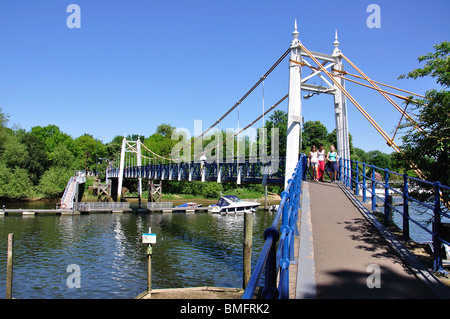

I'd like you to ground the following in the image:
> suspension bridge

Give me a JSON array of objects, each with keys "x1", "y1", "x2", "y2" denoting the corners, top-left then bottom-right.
[
  {"x1": 98, "y1": 20, "x2": 427, "y2": 203},
  {"x1": 56, "y1": 20, "x2": 450, "y2": 299}
]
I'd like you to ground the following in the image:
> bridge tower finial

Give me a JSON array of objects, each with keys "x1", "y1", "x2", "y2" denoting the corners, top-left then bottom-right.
[
  {"x1": 334, "y1": 29, "x2": 339, "y2": 48},
  {"x1": 332, "y1": 29, "x2": 341, "y2": 56},
  {"x1": 293, "y1": 19, "x2": 299, "y2": 39}
]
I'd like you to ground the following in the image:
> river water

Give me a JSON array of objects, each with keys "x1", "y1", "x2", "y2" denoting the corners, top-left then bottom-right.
[
  {"x1": 2, "y1": 196, "x2": 447, "y2": 299},
  {"x1": 0, "y1": 201, "x2": 274, "y2": 299}
]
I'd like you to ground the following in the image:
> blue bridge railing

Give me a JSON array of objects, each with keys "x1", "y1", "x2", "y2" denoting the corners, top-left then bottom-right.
[
  {"x1": 341, "y1": 158, "x2": 450, "y2": 273},
  {"x1": 242, "y1": 154, "x2": 307, "y2": 299},
  {"x1": 106, "y1": 156, "x2": 286, "y2": 185}
]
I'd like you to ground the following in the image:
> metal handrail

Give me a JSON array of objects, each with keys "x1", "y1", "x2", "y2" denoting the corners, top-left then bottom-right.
[
  {"x1": 341, "y1": 158, "x2": 450, "y2": 273},
  {"x1": 242, "y1": 154, "x2": 306, "y2": 299}
]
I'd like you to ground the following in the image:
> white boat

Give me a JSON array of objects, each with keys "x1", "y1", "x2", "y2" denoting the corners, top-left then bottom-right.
[{"x1": 209, "y1": 195, "x2": 260, "y2": 214}]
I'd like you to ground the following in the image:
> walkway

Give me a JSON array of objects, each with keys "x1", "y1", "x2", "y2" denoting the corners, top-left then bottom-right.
[{"x1": 295, "y1": 181, "x2": 450, "y2": 299}]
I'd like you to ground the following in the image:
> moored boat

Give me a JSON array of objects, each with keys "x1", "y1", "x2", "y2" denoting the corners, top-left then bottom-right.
[
  {"x1": 174, "y1": 202, "x2": 202, "y2": 212},
  {"x1": 209, "y1": 195, "x2": 260, "y2": 214}
]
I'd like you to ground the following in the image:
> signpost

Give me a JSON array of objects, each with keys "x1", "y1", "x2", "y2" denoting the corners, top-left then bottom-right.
[{"x1": 142, "y1": 228, "x2": 156, "y2": 293}]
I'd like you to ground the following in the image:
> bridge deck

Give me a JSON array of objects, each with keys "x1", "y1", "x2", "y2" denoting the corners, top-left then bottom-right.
[{"x1": 295, "y1": 181, "x2": 448, "y2": 299}]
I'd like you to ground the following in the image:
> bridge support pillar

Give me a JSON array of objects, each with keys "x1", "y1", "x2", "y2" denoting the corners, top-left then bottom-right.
[
  {"x1": 237, "y1": 165, "x2": 242, "y2": 185},
  {"x1": 117, "y1": 137, "x2": 126, "y2": 201},
  {"x1": 149, "y1": 180, "x2": 162, "y2": 203},
  {"x1": 217, "y1": 165, "x2": 222, "y2": 183},
  {"x1": 285, "y1": 20, "x2": 302, "y2": 188},
  {"x1": 110, "y1": 178, "x2": 119, "y2": 202},
  {"x1": 332, "y1": 31, "x2": 351, "y2": 163}
]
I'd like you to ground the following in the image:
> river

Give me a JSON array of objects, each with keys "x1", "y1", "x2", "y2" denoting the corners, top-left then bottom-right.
[{"x1": 0, "y1": 200, "x2": 274, "y2": 299}]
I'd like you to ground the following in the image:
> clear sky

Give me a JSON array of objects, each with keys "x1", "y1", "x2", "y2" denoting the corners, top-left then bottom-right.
[{"x1": 0, "y1": 0, "x2": 448, "y2": 154}]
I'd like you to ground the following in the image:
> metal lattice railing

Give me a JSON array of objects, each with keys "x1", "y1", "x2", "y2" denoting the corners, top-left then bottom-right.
[
  {"x1": 341, "y1": 158, "x2": 450, "y2": 273},
  {"x1": 242, "y1": 154, "x2": 306, "y2": 299}
]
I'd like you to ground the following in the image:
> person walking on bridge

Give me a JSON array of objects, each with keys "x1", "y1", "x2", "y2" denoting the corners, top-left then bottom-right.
[
  {"x1": 309, "y1": 145, "x2": 319, "y2": 182},
  {"x1": 327, "y1": 145, "x2": 339, "y2": 182},
  {"x1": 317, "y1": 144, "x2": 325, "y2": 181}
]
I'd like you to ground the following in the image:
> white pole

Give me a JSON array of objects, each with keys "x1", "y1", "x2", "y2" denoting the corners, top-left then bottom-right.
[
  {"x1": 285, "y1": 19, "x2": 302, "y2": 188},
  {"x1": 332, "y1": 30, "x2": 350, "y2": 161},
  {"x1": 137, "y1": 138, "x2": 143, "y2": 200},
  {"x1": 117, "y1": 137, "x2": 126, "y2": 200}
]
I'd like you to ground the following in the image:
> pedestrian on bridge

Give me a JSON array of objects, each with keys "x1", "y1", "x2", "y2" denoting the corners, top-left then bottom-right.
[
  {"x1": 309, "y1": 145, "x2": 319, "y2": 182},
  {"x1": 327, "y1": 145, "x2": 339, "y2": 182},
  {"x1": 317, "y1": 144, "x2": 325, "y2": 181}
]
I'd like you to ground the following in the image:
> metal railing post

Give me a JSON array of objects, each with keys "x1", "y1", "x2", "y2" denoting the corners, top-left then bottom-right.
[
  {"x1": 362, "y1": 162, "x2": 367, "y2": 202},
  {"x1": 345, "y1": 159, "x2": 350, "y2": 187},
  {"x1": 350, "y1": 160, "x2": 354, "y2": 191},
  {"x1": 261, "y1": 227, "x2": 280, "y2": 299},
  {"x1": 432, "y1": 181, "x2": 444, "y2": 273},
  {"x1": 402, "y1": 174, "x2": 410, "y2": 241},
  {"x1": 384, "y1": 168, "x2": 391, "y2": 226},
  {"x1": 355, "y1": 161, "x2": 359, "y2": 196},
  {"x1": 371, "y1": 165, "x2": 376, "y2": 212}
]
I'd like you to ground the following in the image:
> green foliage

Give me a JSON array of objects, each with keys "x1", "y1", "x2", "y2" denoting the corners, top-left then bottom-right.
[
  {"x1": 37, "y1": 166, "x2": 73, "y2": 198},
  {"x1": 202, "y1": 183, "x2": 223, "y2": 198},
  {"x1": 0, "y1": 163, "x2": 35, "y2": 199},
  {"x1": 397, "y1": 41, "x2": 450, "y2": 187},
  {"x1": 365, "y1": 150, "x2": 391, "y2": 170},
  {"x1": 263, "y1": 110, "x2": 287, "y2": 156},
  {"x1": 0, "y1": 107, "x2": 9, "y2": 128},
  {"x1": 303, "y1": 120, "x2": 328, "y2": 148},
  {"x1": 156, "y1": 123, "x2": 176, "y2": 139}
]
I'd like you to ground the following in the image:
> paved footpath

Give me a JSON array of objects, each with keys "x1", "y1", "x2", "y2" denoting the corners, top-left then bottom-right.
[{"x1": 295, "y1": 181, "x2": 449, "y2": 299}]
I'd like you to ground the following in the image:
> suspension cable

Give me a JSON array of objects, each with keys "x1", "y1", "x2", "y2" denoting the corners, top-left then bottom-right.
[
  {"x1": 162, "y1": 48, "x2": 291, "y2": 158},
  {"x1": 299, "y1": 43, "x2": 400, "y2": 152},
  {"x1": 201, "y1": 94, "x2": 289, "y2": 156},
  {"x1": 340, "y1": 53, "x2": 424, "y2": 132},
  {"x1": 331, "y1": 68, "x2": 426, "y2": 99}
]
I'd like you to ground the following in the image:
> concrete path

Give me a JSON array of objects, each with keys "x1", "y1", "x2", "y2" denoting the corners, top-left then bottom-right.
[{"x1": 295, "y1": 181, "x2": 444, "y2": 299}]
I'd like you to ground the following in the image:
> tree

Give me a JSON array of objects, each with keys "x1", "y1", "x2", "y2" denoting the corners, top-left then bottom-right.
[
  {"x1": 156, "y1": 123, "x2": 176, "y2": 139},
  {"x1": 263, "y1": 110, "x2": 287, "y2": 156},
  {"x1": 366, "y1": 150, "x2": 391, "y2": 170},
  {"x1": 38, "y1": 166, "x2": 73, "y2": 198},
  {"x1": 0, "y1": 163, "x2": 34, "y2": 199},
  {"x1": 1, "y1": 134, "x2": 29, "y2": 169},
  {"x1": 0, "y1": 107, "x2": 9, "y2": 128},
  {"x1": 74, "y1": 134, "x2": 106, "y2": 172},
  {"x1": 21, "y1": 133, "x2": 50, "y2": 185},
  {"x1": 397, "y1": 41, "x2": 450, "y2": 187},
  {"x1": 303, "y1": 120, "x2": 328, "y2": 148},
  {"x1": 30, "y1": 125, "x2": 76, "y2": 156}
]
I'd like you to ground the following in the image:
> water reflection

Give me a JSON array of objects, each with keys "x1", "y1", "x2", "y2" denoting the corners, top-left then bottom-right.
[{"x1": 0, "y1": 210, "x2": 272, "y2": 299}]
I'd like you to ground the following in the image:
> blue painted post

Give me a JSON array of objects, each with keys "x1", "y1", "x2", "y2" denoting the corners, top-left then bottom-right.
[
  {"x1": 371, "y1": 165, "x2": 376, "y2": 212},
  {"x1": 402, "y1": 174, "x2": 410, "y2": 241},
  {"x1": 384, "y1": 169, "x2": 391, "y2": 226},
  {"x1": 432, "y1": 182, "x2": 444, "y2": 273},
  {"x1": 288, "y1": 185, "x2": 296, "y2": 261},
  {"x1": 362, "y1": 163, "x2": 367, "y2": 202},
  {"x1": 350, "y1": 160, "x2": 354, "y2": 191},
  {"x1": 282, "y1": 189, "x2": 290, "y2": 296},
  {"x1": 345, "y1": 159, "x2": 349, "y2": 187},
  {"x1": 355, "y1": 161, "x2": 359, "y2": 196},
  {"x1": 339, "y1": 157, "x2": 343, "y2": 181},
  {"x1": 261, "y1": 227, "x2": 280, "y2": 299}
]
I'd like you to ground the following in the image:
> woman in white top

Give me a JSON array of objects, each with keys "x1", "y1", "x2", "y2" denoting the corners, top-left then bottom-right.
[
  {"x1": 317, "y1": 144, "x2": 325, "y2": 181},
  {"x1": 309, "y1": 145, "x2": 319, "y2": 182}
]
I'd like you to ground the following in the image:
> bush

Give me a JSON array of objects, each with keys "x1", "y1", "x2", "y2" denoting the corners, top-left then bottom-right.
[
  {"x1": 202, "y1": 183, "x2": 223, "y2": 198},
  {"x1": 38, "y1": 166, "x2": 73, "y2": 198}
]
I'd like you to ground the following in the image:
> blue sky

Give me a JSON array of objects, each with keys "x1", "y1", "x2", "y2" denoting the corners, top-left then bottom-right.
[{"x1": 0, "y1": 0, "x2": 448, "y2": 154}]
